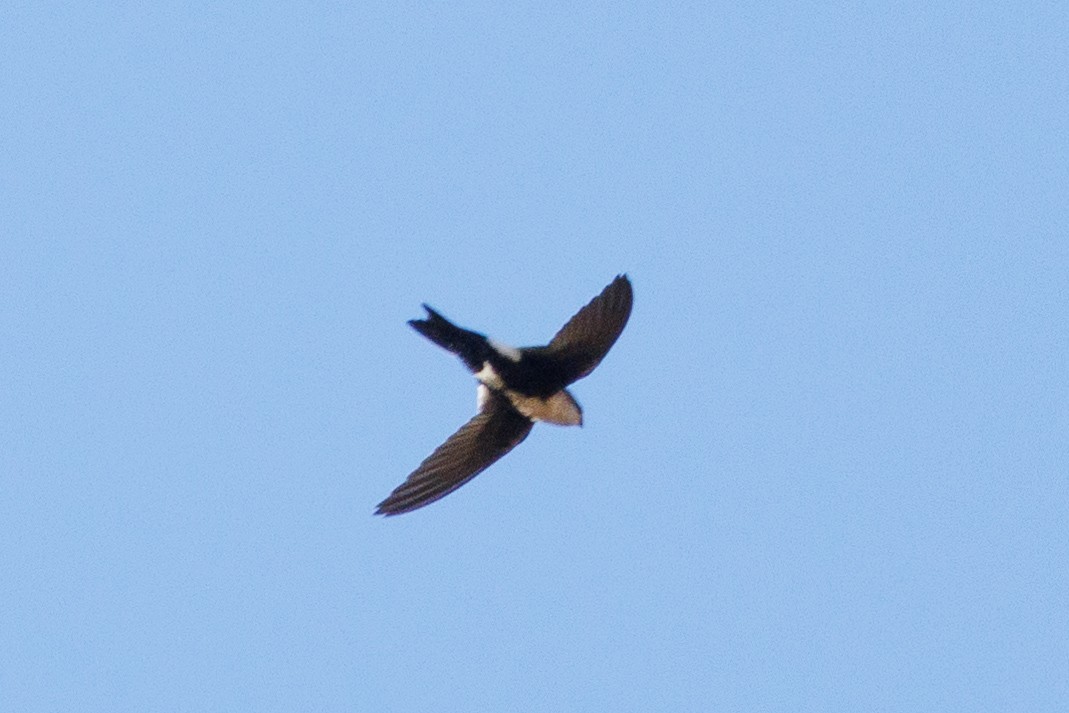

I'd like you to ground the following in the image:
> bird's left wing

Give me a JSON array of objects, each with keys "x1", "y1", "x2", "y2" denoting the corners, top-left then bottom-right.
[{"x1": 376, "y1": 391, "x2": 534, "y2": 516}]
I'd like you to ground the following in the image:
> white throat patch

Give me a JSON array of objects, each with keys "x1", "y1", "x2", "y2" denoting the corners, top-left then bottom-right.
[{"x1": 506, "y1": 390, "x2": 582, "y2": 426}]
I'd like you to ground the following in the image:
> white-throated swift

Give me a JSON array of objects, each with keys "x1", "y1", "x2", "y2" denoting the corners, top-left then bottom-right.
[{"x1": 376, "y1": 274, "x2": 633, "y2": 516}]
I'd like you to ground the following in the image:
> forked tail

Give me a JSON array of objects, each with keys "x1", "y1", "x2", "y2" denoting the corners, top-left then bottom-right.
[{"x1": 408, "y1": 306, "x2": 490, "y2": 372}]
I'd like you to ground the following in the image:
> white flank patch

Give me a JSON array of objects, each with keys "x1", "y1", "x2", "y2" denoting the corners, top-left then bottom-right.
[
  {"x1": 488, "y1": 338, "x2": 522, "y2": 362},
  {"x1": 474, "y1": 362, "x2": 504, "y2": 389},
  {"x1": 476, "y1": 384, "x2": 491, "y2": 412}
]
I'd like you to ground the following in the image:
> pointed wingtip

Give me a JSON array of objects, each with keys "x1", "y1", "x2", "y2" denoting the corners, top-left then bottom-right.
[
  {"x1": 375, "y1": 498, "x2": 407, "y2": 516},
  {"x1": 605, "y1": 274, "x2": 633, "y2": 302}
]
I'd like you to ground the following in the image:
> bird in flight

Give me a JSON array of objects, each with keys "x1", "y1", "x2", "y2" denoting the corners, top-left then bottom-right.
[{"x1": 376, "y1": 274, "x2": 633, "y2": 516}]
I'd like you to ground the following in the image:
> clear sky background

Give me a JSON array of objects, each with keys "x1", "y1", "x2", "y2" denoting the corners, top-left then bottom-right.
[{"x1": 3, "y1": 3, "x2": 1066, "y2": 711}]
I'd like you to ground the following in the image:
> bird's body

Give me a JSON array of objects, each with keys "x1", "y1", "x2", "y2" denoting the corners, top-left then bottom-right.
[{"x1": 376, "y1": 274, "x2": 633, "y2": 516}]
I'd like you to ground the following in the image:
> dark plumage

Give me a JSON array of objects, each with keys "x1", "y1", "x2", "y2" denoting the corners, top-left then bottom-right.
[{"x1": 376, "y1": 274, "x2": 633, "y2": 516}]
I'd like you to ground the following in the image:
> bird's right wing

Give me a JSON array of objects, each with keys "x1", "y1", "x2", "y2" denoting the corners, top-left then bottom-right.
[
  {"x1": 545, "y1": 274, "x2": 633, "y2": 385},
  {"x1": 376, "y1": 391, "x2": 534, "y2": 516}
]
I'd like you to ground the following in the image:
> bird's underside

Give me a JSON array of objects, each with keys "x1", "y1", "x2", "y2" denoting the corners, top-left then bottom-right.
[{"x1": 376, "y1": 274, "x2": 633, "y2": 516}]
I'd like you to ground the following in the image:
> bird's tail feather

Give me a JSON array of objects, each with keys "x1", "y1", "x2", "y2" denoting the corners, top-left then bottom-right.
[{"x1": 408, "y1": 306, "x2": 489, "y2": 371}]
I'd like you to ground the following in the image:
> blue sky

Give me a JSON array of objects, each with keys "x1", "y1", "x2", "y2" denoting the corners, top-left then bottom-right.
[{"x1": 3, "y1": 2, "x2": 1066, "y2": 711}]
